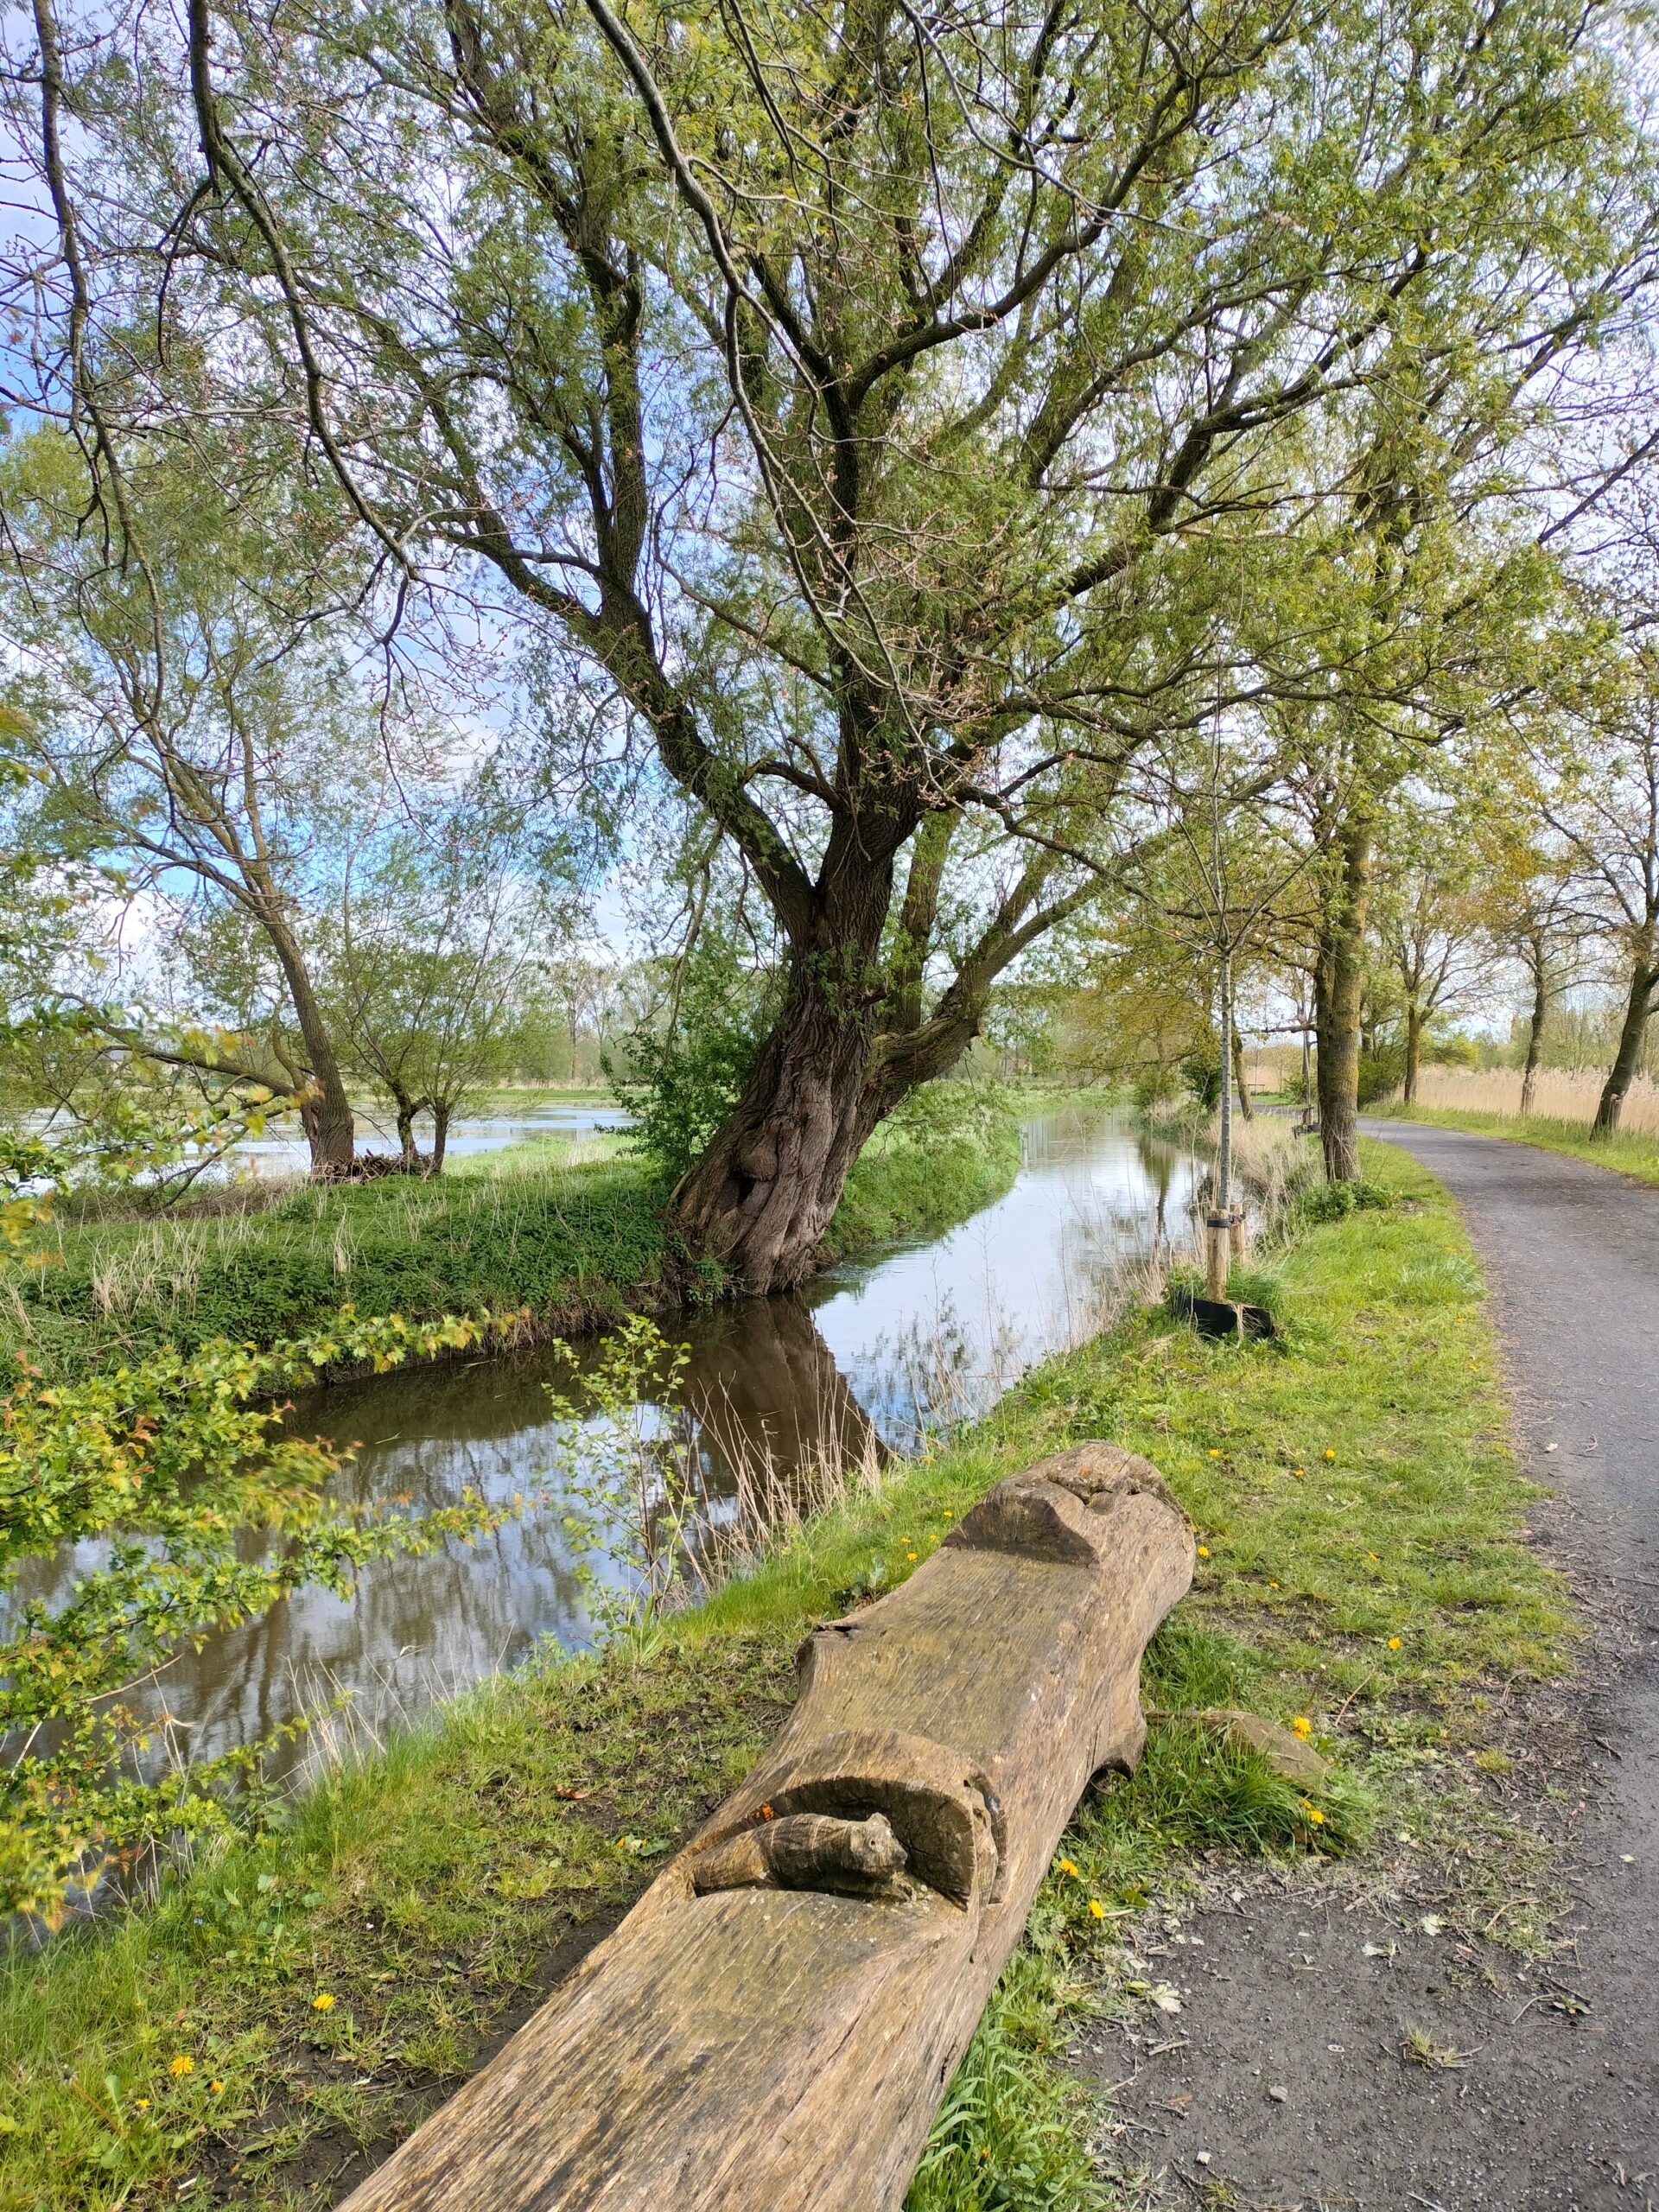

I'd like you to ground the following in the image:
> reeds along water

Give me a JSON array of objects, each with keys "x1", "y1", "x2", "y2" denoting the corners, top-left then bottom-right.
[{"x1": 1402, "y1": 1064, "x2": 1659, "y2": 1137}]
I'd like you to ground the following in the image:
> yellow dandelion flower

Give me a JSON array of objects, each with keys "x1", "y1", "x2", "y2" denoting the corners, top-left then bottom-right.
[
  {"x1": 1306, "y1": 1805, "x2": 1325, "y2": 1825},
  {"x1": 209, "y1": 2080, "x2": 225, "y2": 2096},
  {"x1": 1207, "y1": 1449, "x2": 1221, "y2": 1458},
  {"x1": 1056, "y1": 1858, "x2": 1079, "y2": 1877},
  {"x1": 1323, "y1": 1448, "x2": 1336, "y2": 1461},
  {"x1": 1089, "y1": 1898, "x2": 1107, "y2": 1920},
  {"x1": 1197, "y1": 1545, "x2": 1210, "y2": 1558},
  {"x1": 1388, "y1": 1637, "x2": 1402, "y2": 1650},
  {"x1": 168, "y1": 2055, "x2": 194, "y2": 2078},
  {"x1": 1291, "y1": 1716, "x2": 1313, "y2": 1739},
  {"x1": 134, "y1": 2099, "x2": 150, "y2": 2113},
  {"x1": 311, "y1": 1993, "x2": 336, "y2": 2012},
  {"x1": 1293, "y1": 1468, "x2": 1305, "y2": 1478}
]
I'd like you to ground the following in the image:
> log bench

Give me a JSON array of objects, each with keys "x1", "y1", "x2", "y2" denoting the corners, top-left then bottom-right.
[{"x1": 339, "y1": 1440, "x2": 1193, "y2": 2212}]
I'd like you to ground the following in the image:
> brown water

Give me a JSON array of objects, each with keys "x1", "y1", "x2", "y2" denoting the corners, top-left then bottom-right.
[{"x1": 16, "y1": 1109, "x2": 1207, "y2": 1787}]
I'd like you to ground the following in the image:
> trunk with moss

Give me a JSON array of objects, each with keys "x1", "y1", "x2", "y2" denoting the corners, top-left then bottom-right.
[
  {"x1": 1403, "y1": 1001, "x2": 1424, "y2": 1104},
  {"x1": 1314, "y1": 817, "x2": 1374, "y2": 1183},
  {"x1": 1593, "y1": 948, "x2": 1657, "y2": 1135}
]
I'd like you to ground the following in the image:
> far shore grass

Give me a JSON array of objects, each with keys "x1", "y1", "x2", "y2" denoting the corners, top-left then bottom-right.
[
  {"x1": 0, "y1": 1140, "x2": 1571, "y2": 2212},
  {"x1": 1366, "y1": 1097, "x2": 1659, "y2": 1189},
  {"x1": 1, "y1": 1090, "x2": 1024, "y2": 1383}
]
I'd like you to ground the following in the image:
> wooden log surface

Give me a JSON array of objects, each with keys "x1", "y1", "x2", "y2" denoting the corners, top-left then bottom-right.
[{"x1": 339, "y1": 1441, "x2": 1194, "y2": 2212}]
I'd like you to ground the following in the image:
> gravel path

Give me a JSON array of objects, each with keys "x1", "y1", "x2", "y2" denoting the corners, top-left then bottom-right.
[{"x1": 1082, "y1": 1122, "x2": 1659, "y2": 2211}]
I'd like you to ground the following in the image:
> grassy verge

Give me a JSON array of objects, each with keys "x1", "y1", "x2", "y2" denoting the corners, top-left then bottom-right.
[
  {"x1": 2, "y1": 1091, "x2": 1025, "y2": 1382},
  {"x1": 818, "y1": 1089, "x2": 1024, "y2": 1259},
  {"x1": 1367, "y1": 1099, "x2": 1659, "y2": 1189},
  {"x1": 0, "y1": 1139, "x2": 1567, "y2": 2212}
]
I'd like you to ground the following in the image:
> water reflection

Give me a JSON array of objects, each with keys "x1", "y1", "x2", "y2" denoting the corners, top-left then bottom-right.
[{"x1": 16, "y1": 1109, "x2": 1207, "y2": 1788}]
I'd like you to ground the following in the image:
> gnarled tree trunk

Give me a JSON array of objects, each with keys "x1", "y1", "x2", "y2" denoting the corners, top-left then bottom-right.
[{"x1": 669, "y1": 854, "x2": 896, "y2": 1295}]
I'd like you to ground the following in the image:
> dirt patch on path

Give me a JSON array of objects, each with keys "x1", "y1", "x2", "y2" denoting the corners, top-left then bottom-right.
[{"x1": 1076, "y1": 1124, "x2": 1659, "y2": 2210}]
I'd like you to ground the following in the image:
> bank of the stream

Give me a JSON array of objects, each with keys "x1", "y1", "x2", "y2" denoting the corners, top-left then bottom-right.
[
  {"x1": 0, "y1": 1139, "x2": 1569, "y2": 2212},
  {"x1": 2, "y1": 1090, "x2": 1024, "y2": 1384},
  {"x1": 1367, "y1": 1096, "x2": 1659, "y2": 1189}
]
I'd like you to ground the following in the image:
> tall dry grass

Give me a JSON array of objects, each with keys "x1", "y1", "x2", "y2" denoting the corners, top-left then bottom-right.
[{"x1": 1402, "y1": 1064, "x2": 1659, "y2": 1138}]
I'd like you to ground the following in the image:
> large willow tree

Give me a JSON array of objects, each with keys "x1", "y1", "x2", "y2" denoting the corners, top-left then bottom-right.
[{"x1": 8, "y1": 0, "x2": 1653, "y2": 1283}]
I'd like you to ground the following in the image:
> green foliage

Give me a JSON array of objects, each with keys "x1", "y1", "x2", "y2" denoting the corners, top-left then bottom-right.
[
  {"x1": 546, "y1": 1314, "x2": 703, "y2": 1635},
  {"x1": 0, "y1": 1306, "x2": 525, "y2": 1922},
  {"x1": 607, "y1": 945, "x2": 781, "y2": 1181},
  {"x1": 1179, "y1": 1046, "x2": 1224, "y2": 1111},
  {"x1": 822, "y1": 1085, "x2": 1022, "y2": 1259},
  {"x1": 1292, "y1": 1175, "x2": 1395, "y2": 1224},
  {"x1": 2, "y1": 1158, "x2": 671, "y2": 1382},
  {"x1": 1358, "y1": 1040, "x2": 1407, "y2": 1104}
]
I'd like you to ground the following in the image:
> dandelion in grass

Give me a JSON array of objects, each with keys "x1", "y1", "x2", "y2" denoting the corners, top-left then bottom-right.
[
  {"x1": 134, "y1": 2099, "x2": 149, "y2": 2113},
  {"x1": 312, "y1": 1993, "x2": 336, "y2": 2012},
  {"x1": 209, "y1": 2080, "x2": 225, "y2": 2096},
  {"x1": 1300, "y1": 1802, "x2": 1326, "y2": 1826},
  {"x1": 1197, "y1": 1545, "x2": 1210, "y2": 1558},
  {"x1": 1055, "y1": 1857, "x2": 1078, "y2": 1878},
  {"x1": 1292, "y1": 1717, "x2": 1313, "y2": 1740},
  {"x1": 1089, "y1": 1898, "x2": 1107, "y2": 1920},
  {"x1": 168, "y1": 2056, "x2": 194, "y2": 2078},
  {"x1": 1388, "y1": 1637, "x2": 1402, "y2": 1650},
  {"x1": 1323, "y1": 1448, "x2": 1336, "y2": 1461}
]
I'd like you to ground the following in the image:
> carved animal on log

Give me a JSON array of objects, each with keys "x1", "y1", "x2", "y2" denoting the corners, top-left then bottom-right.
[{"x1": 338, "y1": 1441, "x2": 1194, "y2": 2212}]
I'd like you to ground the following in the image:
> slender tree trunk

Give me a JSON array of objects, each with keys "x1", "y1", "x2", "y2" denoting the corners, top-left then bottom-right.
[
  {"x1": 265, "y1": 916, "x2": 355, "y2": 1176},
  {"x1": 1230, "y1": 1028, "x2": 1255, "y2": 1122},
  {"x1": 1593, "y1": 950, "x2": 1656, "y2": 1135},
  {"x1": 431, "y1": 1103, "x2": 451, "y2": 1173},
  {"x1": 1314, "y1": 817, "x2": 1373, "y2": 1182},
  {"x1": 1521, "y1": 936, "x2": 1547, "y2": 1116},
  {"x1": 1403, "y1": 1002, "x2": 1423, "y2": 1104},
  {"x1": 670, "y1": 861, "x2": 895, "y2": 1294}
]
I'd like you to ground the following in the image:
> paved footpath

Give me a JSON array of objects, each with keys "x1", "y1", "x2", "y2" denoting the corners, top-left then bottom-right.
[{"x1": 1086, "y1": 1122, "x2": 1659, "y2": 2211}]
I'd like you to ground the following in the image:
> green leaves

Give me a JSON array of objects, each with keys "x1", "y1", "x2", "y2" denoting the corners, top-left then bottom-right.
[{"x1": 0, "y1": 1303, "x2": 525, "y2": 1922}]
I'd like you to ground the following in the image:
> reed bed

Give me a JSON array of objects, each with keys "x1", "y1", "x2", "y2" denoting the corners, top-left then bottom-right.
[{"x1": 1402, "y1": 1063, "x2": 1659, "y2": 1137}]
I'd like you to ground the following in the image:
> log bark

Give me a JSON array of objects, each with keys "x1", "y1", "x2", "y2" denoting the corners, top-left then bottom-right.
[{"x1": 337, "y1": 1442, "x2": 1193, "y2": 2212}]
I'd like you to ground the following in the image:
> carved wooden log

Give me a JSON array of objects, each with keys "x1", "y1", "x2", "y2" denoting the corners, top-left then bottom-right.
[{"x1": 340, "y1": 1441, "x2": 1193, "y2": 2212}]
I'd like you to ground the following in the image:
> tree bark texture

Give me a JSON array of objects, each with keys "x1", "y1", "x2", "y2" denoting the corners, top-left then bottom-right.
[
  {"x1": 1521, "y1": 935, "x2": 1547, "y2": 1116},
  {"x1": 1593, "y1": 948, "x2": 1656, "y2": 1135},
  {"x1": 1314, "y1": 817, "x2": 1373, "y2": 1182},
  {"x1": 266, "y1": 916, "x2": 356, "y2": 1175},
  {"x1": 335, "y1": 1442, "x2": 1193, "y2": 2212},
  {"x1": 669, "y1": 856, "x2": 896, "y2": 1294},
  {"x1": 1403, "y1": 1002, "x2": 1423, "y2": 1105},
  {"x1": 1230, "y1": 1029, "x2": 1255, "y2": 1122}
]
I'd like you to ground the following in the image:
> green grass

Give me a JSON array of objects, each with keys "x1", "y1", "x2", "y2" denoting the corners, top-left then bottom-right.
[
  {"x1": 1368, "y1": 1100, "x2": 1659, "y2": 1190},
  {"x1": 1, "y1": 1094, "x2": 1023, "y2": 1382},
  {"x1": 819, "y1": 1094, "x2": 1023, "y2": 1259},
  {"x1": 0, "y1": 1138, "x2": 1567, "y2": 2211}
]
